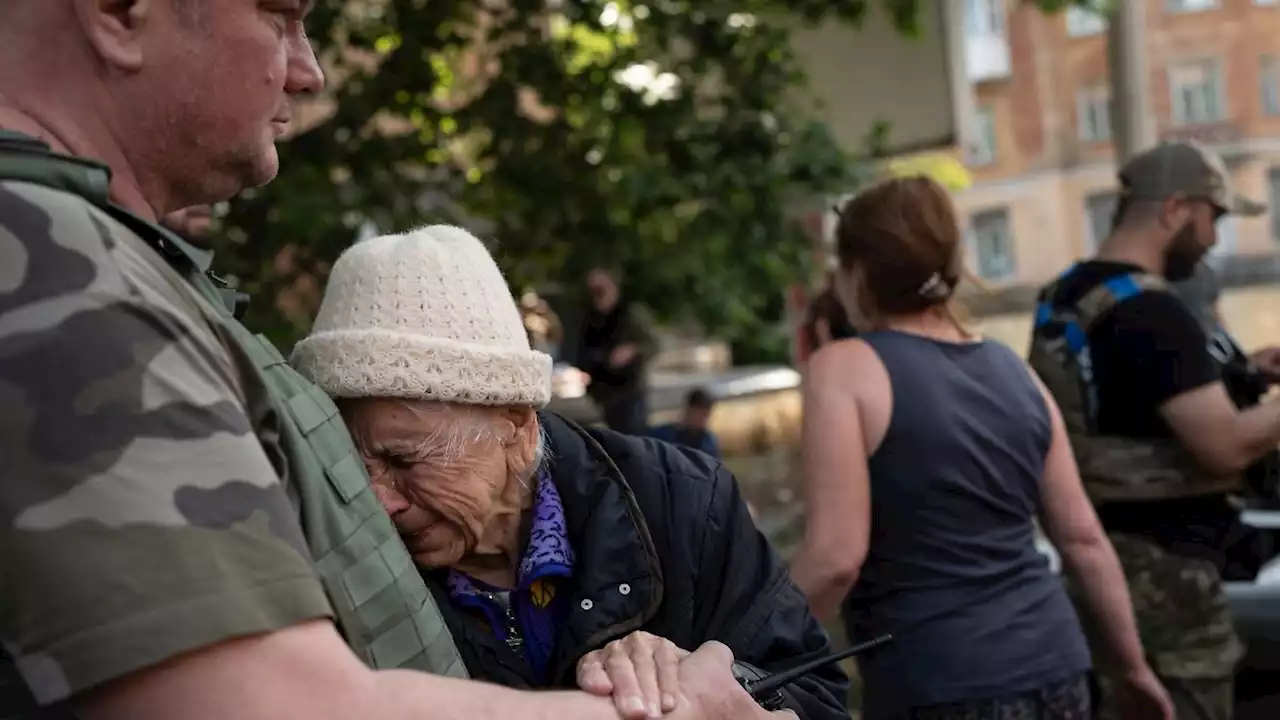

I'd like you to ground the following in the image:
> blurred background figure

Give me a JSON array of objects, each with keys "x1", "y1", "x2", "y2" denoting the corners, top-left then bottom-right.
[
  {"x1": 796, "y1": 272, "x2": 859, "y2": 367},
  {"x1": 572, "y1": 267, "x2": 655, "y2": 435},
  {"x1": 649, "y1": 387, "x2": 722, "y2": 460},
  {"x1": 520, "y1": 289, "x2": 564, "y2": 360}
]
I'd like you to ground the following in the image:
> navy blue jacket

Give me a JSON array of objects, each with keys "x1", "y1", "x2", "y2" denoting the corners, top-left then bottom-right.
[{"x1": 430, "y1": 412, "x2": 848, "y2": 720}]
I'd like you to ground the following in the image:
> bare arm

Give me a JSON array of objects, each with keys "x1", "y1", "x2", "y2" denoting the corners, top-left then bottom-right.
[
  {"x1": 790, "y1": 342, "x2": 882, "y2": 619},
  {"x1": 1160, "y1": 382, "x2": 1280, "y2": 475},
  {"x1": 78, "y1": 620, "x2": 621, "y2": 720},
  {"x1": 1031, "y1": 377, "x2": 1146, "y2": 674}
]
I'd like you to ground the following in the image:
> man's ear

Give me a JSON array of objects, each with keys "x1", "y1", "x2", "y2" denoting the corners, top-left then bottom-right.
[
  {"x1": 1160, "y1": 194, "x2": 1191, "y2": 229},
  {"x1": 76, "y1": 0, "x2": 153, "y2": 71}
]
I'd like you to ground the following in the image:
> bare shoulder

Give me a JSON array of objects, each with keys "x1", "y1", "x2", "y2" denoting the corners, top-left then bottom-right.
[{"x1": 806, "y1": 338, "x2": 889, "y2": 393}]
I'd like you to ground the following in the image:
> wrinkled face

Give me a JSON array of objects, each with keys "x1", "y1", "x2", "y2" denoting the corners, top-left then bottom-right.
[
  {"x1": 341, "y1": 398, "x2": 538, "y2": 569},
  {"x1": 1161, "y1": 198, "x2": 1221, "y2": 282},
  {"x1": 113, "y1": 0, "x2": 324, "y2": 209}
]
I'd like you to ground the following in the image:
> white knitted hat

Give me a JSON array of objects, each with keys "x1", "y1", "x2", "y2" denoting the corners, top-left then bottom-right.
[{"x1": 291, "y1": 225, "x2": 553, "y2": 408}]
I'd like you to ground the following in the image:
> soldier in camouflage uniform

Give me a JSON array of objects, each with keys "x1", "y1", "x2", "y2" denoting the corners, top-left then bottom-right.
[
  {"x1": 1029, "y1": 141, "x2": 1280, "y2": 720},
  {"x1": 0, "y1": 2, "x2": 762, "y2": 719}
]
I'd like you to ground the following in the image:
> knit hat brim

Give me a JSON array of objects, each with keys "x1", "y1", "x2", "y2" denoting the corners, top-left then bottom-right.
[{"x1": 291, "y1": 327, "x2": 553, "y2": 408}]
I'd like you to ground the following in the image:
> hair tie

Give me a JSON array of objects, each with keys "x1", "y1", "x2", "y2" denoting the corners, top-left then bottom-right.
[{"x1": 917, "y1": 272, "x2": 951, "y2": 300}]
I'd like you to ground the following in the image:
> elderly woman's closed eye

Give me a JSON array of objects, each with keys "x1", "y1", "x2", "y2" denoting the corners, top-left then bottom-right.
[
  {"x1": 345, "y1": 399, "x2": 540, "y2": 579},
  {"x1": 290, "y1": 225, "x2": 848, "y2": 720}
]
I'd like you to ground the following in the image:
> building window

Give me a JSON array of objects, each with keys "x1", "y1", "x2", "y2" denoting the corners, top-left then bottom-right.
[
  {"x1": 1167, "y1": 0, "x2": 1218, "y2": 11},
  {"x1": 1076, "y1": 86, "x2": 1111, "y2": 142},
  {"x1": 1168, "y1": 59, "x2": 1225, "y2": 126},
  {"x1": 1263, "y1": 56, "x2": 1280, "y2": 116},
  {"x1": 1084, "y1": 191, "x2": 1118, "y2": 252},
  {"x1": 1269, "y1": 167, "x2": 1280, "y2": 240},
  {"x1": 966, "y1": 0, "x2": 1006, "y2": 37},
  {"x1": 1066, "y1": 6, "x2": 1106, "y2": 36},
  {"x1": 969, "y1": 208, "x2": 1016, "y2": 281},
  {"x1": 966, "y1": 105, "x2": 997, "y2": 166}
]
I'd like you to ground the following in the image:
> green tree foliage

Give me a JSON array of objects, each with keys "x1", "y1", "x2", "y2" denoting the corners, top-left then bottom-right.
[{"x1": 216, "y1": 0, "x2": 1064, "y2": 362}]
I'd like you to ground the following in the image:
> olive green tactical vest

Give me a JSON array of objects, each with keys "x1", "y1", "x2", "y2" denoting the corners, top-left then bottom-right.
[
  {"x1": 1027, "y1": 268, "x2": 1241, "y2": 503},
  {"x1": 0, "y1": 132, "x2": 467, "y2": 679}
]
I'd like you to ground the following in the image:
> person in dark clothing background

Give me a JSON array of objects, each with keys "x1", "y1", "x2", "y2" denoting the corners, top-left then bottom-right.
[
  {"x1": 649, "y1": 388, "x2": 722, "y2": 459},
  {"x1": 807, "y1": 274, "x2": 858, "y2": 347},
  {"x1": 575, "y1": 268, "x2": 655, "y2": 435},
  {"x1": 796, "y1": 275, "x2": 858, "y2": 367}
]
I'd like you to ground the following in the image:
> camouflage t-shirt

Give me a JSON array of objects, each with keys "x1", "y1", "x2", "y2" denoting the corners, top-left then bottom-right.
[{"x1": 0, "y1": 180, "x2": 332, "y2": 709}]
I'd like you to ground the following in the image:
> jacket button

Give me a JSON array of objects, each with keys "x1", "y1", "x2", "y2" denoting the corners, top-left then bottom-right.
[
  {"x1": 580, "y1": 599, "x2": 594, "y2": 611},
  {"x1": 618, "y1": 583, "x2": 631, "y2": 596}
]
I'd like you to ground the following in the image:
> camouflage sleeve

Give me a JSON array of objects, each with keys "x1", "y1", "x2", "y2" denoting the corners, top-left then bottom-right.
[{"x1": 0, "y1": 181, "x2": 332, "y2": 705}]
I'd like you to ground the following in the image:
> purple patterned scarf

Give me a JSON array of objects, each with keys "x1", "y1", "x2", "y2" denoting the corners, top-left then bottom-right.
[{"x1": 446, "y1": 467, "x2": 575, "y2": 681}]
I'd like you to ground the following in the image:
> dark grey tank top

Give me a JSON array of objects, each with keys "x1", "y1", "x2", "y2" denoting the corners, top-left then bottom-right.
[{"x1": 843, "y1": 331, "x2": 1090, "y2": 716}]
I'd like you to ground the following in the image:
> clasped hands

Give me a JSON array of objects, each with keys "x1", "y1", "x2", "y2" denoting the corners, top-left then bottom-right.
[{"x1": 576, "y1": 631, "x2": 797, "y2": 720}]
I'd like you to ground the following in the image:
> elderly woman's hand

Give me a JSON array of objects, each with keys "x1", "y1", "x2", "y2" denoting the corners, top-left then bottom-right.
[{"x1": 577, "y1": 630, "x2": 690, "y2": 718}]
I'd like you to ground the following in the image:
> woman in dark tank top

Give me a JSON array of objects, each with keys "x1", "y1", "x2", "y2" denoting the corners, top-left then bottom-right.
[{"x1": 788, "y1": 176, "x2": 1173, "y2": 720}]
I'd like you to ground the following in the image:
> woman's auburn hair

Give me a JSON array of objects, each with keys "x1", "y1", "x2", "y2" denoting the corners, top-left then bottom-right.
[{"x1": 834, "y1": 174, "x2": 967, "y2": 321}]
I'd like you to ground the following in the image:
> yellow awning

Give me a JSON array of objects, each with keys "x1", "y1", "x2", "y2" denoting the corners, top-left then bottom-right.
[{"x1": 881, "y1": 153, "x2": 973, "y2": 192}]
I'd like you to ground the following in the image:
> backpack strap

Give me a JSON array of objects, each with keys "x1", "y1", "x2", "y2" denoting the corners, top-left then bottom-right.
[
  {"x1": 1033, "y1": 266, "x2": 1168, "y2": 355},
  {"x1": 1074, "y1": 272, "x2": 1168, "y2": 333},
  {"x1": 0, "y1": 131, "x2": 247, "y2": 317}
]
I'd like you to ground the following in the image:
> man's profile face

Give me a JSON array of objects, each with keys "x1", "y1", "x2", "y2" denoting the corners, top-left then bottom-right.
[
  {"x1": 1161, "y1": 198, "x2": 1219, "y2": 282},
  {"x1": 120, "y1": 0, "x2": 324, "y2": 208}
]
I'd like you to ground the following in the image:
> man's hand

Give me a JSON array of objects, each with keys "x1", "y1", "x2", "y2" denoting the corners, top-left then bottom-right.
[
  {"x1": 667, "y1": 642, "x2": 772, "y2": 720},
  {"x1": 609, "y1": 343, "x2": 638, "y2": 368},
  {"x1": 1251, "y1": 346, "x2": 1280, "y2": 384},
  {"x1": 577, "y1": 631, "x2": 689, "y2": 718}
]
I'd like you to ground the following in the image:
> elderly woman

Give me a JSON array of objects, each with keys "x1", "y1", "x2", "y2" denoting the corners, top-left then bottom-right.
[{"x1": 291, "y1": 226, "x2": 847, "y2": 720}]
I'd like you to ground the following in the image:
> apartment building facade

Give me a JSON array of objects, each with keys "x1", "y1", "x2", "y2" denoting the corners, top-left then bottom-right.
[{"x1": 955, "y1": 0, "x2": 1280, "y2": 293}]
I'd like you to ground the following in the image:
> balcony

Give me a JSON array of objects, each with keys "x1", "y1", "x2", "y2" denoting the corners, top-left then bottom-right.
[{"x1": 966, "y1": 32, "x2": 1011, "y2": 83}]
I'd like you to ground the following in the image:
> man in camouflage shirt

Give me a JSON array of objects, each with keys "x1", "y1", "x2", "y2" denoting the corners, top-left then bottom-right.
[{"x1": 0, "y1": 2, "x2": 762, "y2": 719}]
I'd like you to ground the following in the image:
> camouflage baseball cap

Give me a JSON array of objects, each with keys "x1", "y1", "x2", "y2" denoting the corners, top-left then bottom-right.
[{"x1": 1118, "y1": 140, "x2": 1266, "y2": 216}]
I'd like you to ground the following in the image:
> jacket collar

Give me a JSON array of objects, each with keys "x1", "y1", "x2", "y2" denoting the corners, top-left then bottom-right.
[{"x1": 539, "y1": 412, "x2": 665, "y2": 683}]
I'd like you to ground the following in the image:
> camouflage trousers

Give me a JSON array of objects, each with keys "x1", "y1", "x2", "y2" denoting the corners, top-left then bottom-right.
[
  {"x1": 1067, "y1": 533, "x2": 1245, "y2": 720},
  {"x1": 907, "y1": 674, "x2": 1091, "y2": 720}
]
